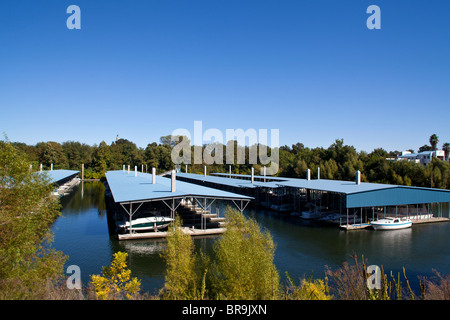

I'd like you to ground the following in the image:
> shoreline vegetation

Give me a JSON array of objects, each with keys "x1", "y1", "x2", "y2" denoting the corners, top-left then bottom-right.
[
  {"x1": 9, "y1": 134, "x2": 450, "y2": 189},
  {"x1": 1, "y1": 138, "x2": 448, "y2": 300}
]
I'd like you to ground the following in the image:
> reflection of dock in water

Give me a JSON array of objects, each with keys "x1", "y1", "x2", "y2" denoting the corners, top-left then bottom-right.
[{"x1": 118, "y1": 227, "x2": 226, "y2": 241}]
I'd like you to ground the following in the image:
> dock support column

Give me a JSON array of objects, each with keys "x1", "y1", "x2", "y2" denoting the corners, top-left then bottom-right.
[
  {"x1": 194, "y1": 198, "x2": 216, "y2": 230},
  {"x1": 231, "y1": 199, "x2": 250, "y2": 213},
  {"x1": 120, "y1": 202, "x2": 144, "y2": 235},
  {"x1": 162, "y1": 199, "x2": 182, "y2": 222}
]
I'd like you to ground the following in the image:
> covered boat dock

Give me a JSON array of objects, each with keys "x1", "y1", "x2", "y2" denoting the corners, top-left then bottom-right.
[
  {"x1": 38, "y1": 169, "x2": 80, "y2": 196},
  {"x1": 104, "y1": 169, "x2": 253, "y2": 240},
  {"x1": 174, "y1": 169, "x2": 450, "y2": 230}
]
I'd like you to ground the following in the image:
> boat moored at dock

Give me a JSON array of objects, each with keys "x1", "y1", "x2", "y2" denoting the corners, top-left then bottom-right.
[
  {"x1": 370, "y1": 217, "x2": 412, "y2": 230},
  {"x1": 117, "y1": 216, "x2": 174, "y2": 232}
]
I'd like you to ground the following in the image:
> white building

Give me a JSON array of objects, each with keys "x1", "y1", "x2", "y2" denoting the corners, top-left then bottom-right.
[{"x1": 396, "y1": 150, "x2": 446, "y2": 165}]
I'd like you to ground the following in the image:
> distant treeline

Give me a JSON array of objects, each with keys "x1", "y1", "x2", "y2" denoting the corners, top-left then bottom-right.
[{"x1": 11, "y1": 135, "x2": 450, "y2": 189}]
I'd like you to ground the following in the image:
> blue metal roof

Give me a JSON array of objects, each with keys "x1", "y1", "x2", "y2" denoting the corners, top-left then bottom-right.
[
  {"x1": 105, "y1": 170, "x2": 253, "y2": 204},
  {"x1": 346, "y1": 186, "x2": 450, "y2": 208},
  {"x1": 180, "y1": 171, "x2": 450, "y2": 208},
  {"x1": 40, "y1": 170, "x2": 80, "y2": 184},
  {"x1": 276, "y1": 178, "x2": 397, "y2": 194},
  {"x1": 177, "y1": 173, "x2": 258, "y2": 189},
  {"x1": 212, "y1": 172, "x2": 292, "y2": 182},
  {"x1": 177, "y1": 172, "x2": 283, "y2": 189}
]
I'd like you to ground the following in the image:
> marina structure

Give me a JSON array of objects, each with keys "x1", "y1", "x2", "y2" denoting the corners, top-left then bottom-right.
[
  {"x1": 104, "y1": 169, "x2": 253, "y2": 240},
  {"x1": 175, "y1": 168, "x2": 450, "y2": 230},
  {"x1": 38, "y1": 169, "x2": 80, "y2": 197}
]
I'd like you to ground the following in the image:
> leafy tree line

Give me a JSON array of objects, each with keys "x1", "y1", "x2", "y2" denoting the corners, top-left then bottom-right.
[{"x1": 11, "y1": 134, "x2": 450, "y2": 189}]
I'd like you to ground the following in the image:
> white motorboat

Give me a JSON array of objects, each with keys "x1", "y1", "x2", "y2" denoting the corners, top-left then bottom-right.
[
  {"x1": 300, "y1": 209, "x2": 322, "y2": 220},
  {"x1": 370, "y1": 217, "x2": 412, "y2": 230},
  {"x1": 299, "y1": 205, "x2": 328, "y2": 220},
  {"x1": 118, "y1": 216, "x2": 174, "y2": 231}
]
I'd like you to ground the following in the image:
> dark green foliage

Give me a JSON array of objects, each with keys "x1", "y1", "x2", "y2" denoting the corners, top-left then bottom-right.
[{"x1": 7, "y1": 135, "x2": 450, "y2": 189}]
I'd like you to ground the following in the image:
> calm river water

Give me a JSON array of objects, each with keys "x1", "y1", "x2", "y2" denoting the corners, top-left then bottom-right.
[{"x1": 52, "y1": 181, "x2": 449, "y2": 295}]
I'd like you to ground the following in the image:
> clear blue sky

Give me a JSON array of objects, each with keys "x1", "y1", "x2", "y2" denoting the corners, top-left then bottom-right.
[{"x1": 1, "y1": 0, "x2": 449, "y2": 152}]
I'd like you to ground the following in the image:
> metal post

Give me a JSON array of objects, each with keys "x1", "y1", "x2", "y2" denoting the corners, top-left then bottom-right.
[
  {"x1": 203, "y1": 198, "x2": 207, "y2": 230},
  {"x1": 152, "y1": 167, "x2": 156, "y2": 184},
  {"x1": 82, "y1": 163, "x2": 84, "y2": 180},
  {"x1": 172, "y1": 198, "x2": 175, "y2": 220},
  {"x1": 251, "y1": 167, "x2": 254, "y2": 184},
  {"x1": 129, "y1": 203, "x2": 133, "y2": 235},
  {"x1": 171, "y1": 170, "x2": 176, "y2": 192}
]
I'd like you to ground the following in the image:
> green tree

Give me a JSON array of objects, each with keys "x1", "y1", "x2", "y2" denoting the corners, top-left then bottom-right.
[
  {"x1": 91, "y1": 141, "x2": 110, "y2": 178},
  {"x1": 429, "y1": 134, "x2": 439, "y2": 151},
  {"x1": 109, "y1": 138, "x2": 142, "y2": 170},
  {"x1": 62, "y1": 141, "x2": 93, "y2": 170},
  {"x1": 36, "y1": 141, "x2": 68, "y2": 169},
  {"x1": 0, "y1": 140, "x2": 66, "y2": 299},
  {"x1": 160, "y1": 217, "x2": 204, "y2": 300},
  {"x1": 210, "y1": 207, "x2": 280, "y2": 299},
  {"x1": 442, "y1": 142, "x2": 450, "y2": 161},
  {"x1": 90, "y1": 251, "x2": 141, "y2": 300}
]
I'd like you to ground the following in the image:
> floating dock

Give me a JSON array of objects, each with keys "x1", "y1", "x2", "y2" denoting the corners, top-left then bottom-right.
[
  {"x1": 411, "y1": 217, "x2": 450, "y2": 225},
  {"x1": 339, "y1": 217, "x2": 449, "y2": 231},
  {"x1": 339, "y1": 223, "x2": 372, "y2": 231},
  {"x1": 117, "y1": 227, "x2": 226, "y2": 240}
]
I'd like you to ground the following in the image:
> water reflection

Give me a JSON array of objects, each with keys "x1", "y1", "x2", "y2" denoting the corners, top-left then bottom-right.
[
  {"x1": 60, "y1": 181, "x2": 106, "y2": 215},
  {"x1": 53, "y1": 182, "x2": 449, "y2": 294}
]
